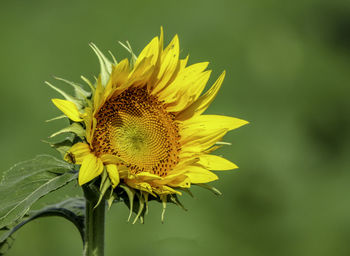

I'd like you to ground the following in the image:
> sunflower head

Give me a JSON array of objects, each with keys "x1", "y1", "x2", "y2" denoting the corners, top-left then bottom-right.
[{"x1": 47, "y1": 29, "x2": 248, "y2": 223}]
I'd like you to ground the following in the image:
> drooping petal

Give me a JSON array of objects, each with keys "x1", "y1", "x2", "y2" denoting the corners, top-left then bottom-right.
[
  {"x1": 126, "y1": 179, "x2": 154, "y2": 195},
  {"x1": 198, "y1": 154, "x2": 238, "y2": 171},
  {"x1": 164, "y1": 174, "x2": 191, "y2": 188},
  {"x1": 78, "y1": 154, "x2": 104, "y2": 186},
  {"x1": 154, "y1": 170, "x2": 186, "y2": 184},
  {"x1": 106, "y1": 164, "x2": 120, "y2": 188},
  {"x1": 52, "y1": 98, "x2": 83, "y2": 122},
  {"x1": 153, "y1": 185, "x2": 181, "y2": 195},
  {"x1": 65, "y1": 142, "x2": 91, "y2": 164},
  {"x1": 135, "y1": 172, "x2": 162, "y2": 181}
]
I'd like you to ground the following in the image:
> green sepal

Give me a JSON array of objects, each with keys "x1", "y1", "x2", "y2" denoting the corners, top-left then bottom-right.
[
  {"x1": 45, "y1": 115, "x2": 67, "y2": 122},
  {"x1": 53, "y1": 76, "x2": 91, "y2": 100},
  {"x1": 119, "y1": 185, "x2": 135, "y2": 222},
  {"x1": 107, "y1": 189, "x2": 116, "y2": 210},
  {"x1": 45, "y1": 81, "x2": 83, "y2": 109},
  {"x1": 95, "y1": 169, "x2": 111, "y2": 208},
  {"x1": 160, "y1": 195, "x2": 167, "y2": 224},
  {"x1": 196, "y1": 183, "x2": 222, "y2": 196},
  {"x1": 118, "y1": 41, "x2": 137, "y2": 67},
  {"x1": 80, "y1": 76, "x2": 95, "y2": 94},
  {"x1": 49, "y1": 122, "x2": 85, "y2": 139},
  {"x1": 89, "y1": 43, "x2": 113, "y2": 87},
  {"x1": 169, "y1": 194, "x2": 188, "y2": 211},
  {"x1": 132, "y1": 193, "x2": 145, "y2": 224},
  {"x1": 177, "y1": 188, "x2": 194, "y2": 198}
]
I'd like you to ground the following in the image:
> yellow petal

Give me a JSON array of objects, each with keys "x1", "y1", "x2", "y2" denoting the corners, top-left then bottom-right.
[
  {"x1": 152, "y1": 35, "x2": 180, "y2": 94},
  {"x1": 65, "y1": 142, "x2": 91, "y2": 164},
  {"x1": 198, "y1": 154, "x2": 238, "y2": 171},
  {"x1": 181, "y1": 115, "x2": 249, "y2": 138},
  {"x1": 128, "y1": 56, "x2": 156, "y2": 87},
  {"x1": 158, "y1": 62, "x2": 209, "y2": 102},
  {"x1": 179, "y1": 114, "x2": 248, "y2": 151},
  {"x1": 135, "y1": 172, "x2": 162, "y2": 181},
  {"x1": 118, "y1": 166, "x2": 130, "y2": 179},
  {"x1": 105, "y1": 58, "x2": 130, "y2": 96},
  {"x1": 100, "y1": 154, "x2": 123, "y2": 165},
  {"x1": 179, "y1": 55, "x2": 189, "y2": 71},
  {"x1": 52, "y1": 98, "x2": 83, "y2": 122},
  {"x1": 166, "y1": 70, "x2": 212, "y2": 112},
  {"x1": 176, "y1": 71, "x2": 226, "y2": 121},
  {"x1": 106, "y1": 164, "x2": 120, "y2": 188},
  {"x1": 93, "y1": 77, "x2": 104, "y2": 112},
  {"x1": 181, "y1": 128, "x2": 228, "y2": 153},
  {"x1": 184, "y1": 165, "x2": 218, "y2": 183},
  {"x1": 126, "y1": 180, "x2": 154, "y2": 195},
  {"x1": 155, "y1": 170, "x2": 186, "y2": 184},
  {"x1": 78, "y1": 154, "x2": 103, "y2": 186},
  {"x1": 159, "y1": 26, "x2": 164, "y2": 53},
  {"x1": 167, "y1": 175, "x2": 191, "y2": 188},
  {"x1": 134, "y1": 37, "x2": 159, "y2": 69},
  {"x1": 160, "y1": 185, "x2": 181, "y2": 195},
  {"x1": 83, "y1": 107, "x2": 94, "y2": 143}
]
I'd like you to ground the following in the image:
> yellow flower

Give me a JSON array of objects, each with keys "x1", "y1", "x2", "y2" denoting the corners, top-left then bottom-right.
[{"x1": 49, "y1": 29, "x2": 248, "y2": 217}]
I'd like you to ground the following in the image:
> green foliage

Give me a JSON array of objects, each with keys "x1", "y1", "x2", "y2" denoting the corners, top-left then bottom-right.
[
  {"x1": 0, "y1": 155, "x2": 78, "y2": 230},
  {"x1": 42, "y1": 133, "x2": 75, "y2": 158},
  {"x1": 0, "y1": 197, "x2": 85, "y2": 255}
]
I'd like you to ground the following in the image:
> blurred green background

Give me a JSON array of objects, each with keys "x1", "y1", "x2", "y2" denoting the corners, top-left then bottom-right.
[{"x1": 1, "y1": 0, "x2": 350, "y2": 255}]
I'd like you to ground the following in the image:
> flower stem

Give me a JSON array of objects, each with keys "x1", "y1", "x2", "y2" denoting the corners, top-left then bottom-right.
[{"x1": 83, "y1": 186, "x2": 105, "y2": 256}]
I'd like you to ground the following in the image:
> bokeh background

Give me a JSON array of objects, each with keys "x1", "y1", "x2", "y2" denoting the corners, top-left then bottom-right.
[{"x1": 1, "y1": 0, "x2": 350, "y2": 255}]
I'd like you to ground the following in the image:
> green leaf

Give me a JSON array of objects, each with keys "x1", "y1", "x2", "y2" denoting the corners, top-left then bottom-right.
[
  {"x1": 0, "y1": 198, "x2": 85, "y2": 255},
  {"x1": 0, "y1": 155, "x2": 77, "y2": 229}
]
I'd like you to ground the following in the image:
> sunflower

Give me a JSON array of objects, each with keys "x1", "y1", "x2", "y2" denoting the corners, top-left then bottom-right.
[{"x1": 49, "y1": 29, "x2": 248, "y2": 219}]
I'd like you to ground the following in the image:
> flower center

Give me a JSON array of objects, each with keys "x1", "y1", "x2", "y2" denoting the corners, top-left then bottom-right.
[{"x1": 92, "y1": 87, "x2": 181, "y2": 176}]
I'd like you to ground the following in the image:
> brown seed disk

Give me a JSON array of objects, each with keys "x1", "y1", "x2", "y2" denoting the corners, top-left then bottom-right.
[{"x1": 92, "y1": 87, "x2": 181, "y2": 177}]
